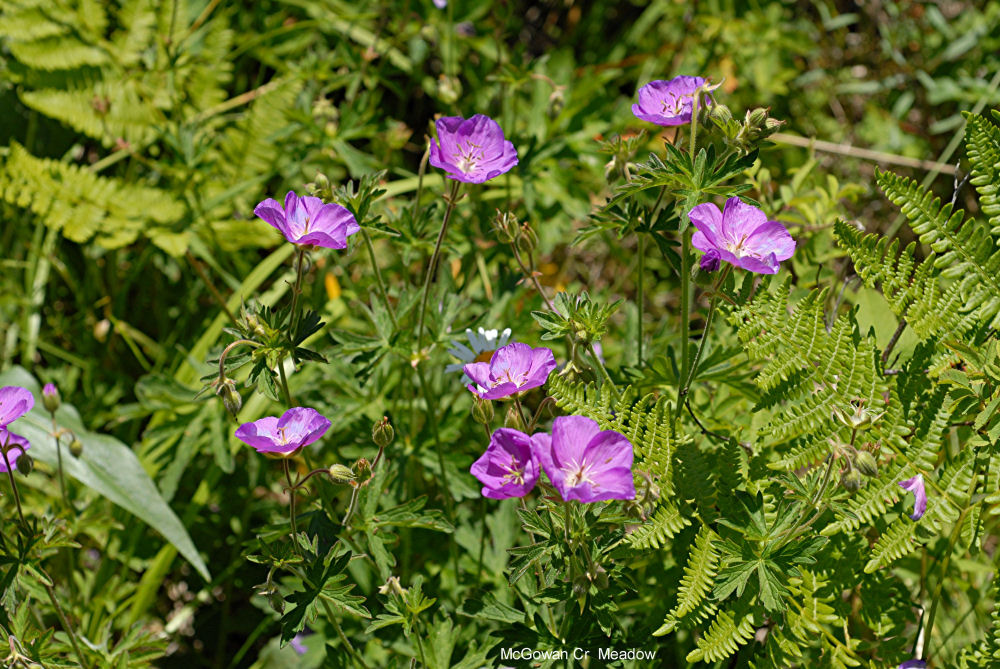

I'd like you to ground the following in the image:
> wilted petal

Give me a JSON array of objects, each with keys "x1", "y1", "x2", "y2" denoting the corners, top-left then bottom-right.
[{"x1": 898, "y1": 474, "x2": 927, "y2": 520}]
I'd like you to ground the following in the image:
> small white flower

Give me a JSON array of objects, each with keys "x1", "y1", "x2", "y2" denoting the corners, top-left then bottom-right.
[{"x1": 446, "y1": 327, "x2": 513, "y2": 380}]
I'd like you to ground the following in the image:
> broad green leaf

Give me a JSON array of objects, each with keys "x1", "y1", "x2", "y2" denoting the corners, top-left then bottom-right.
[{"x1": 0, "y1": 367, "x2": 209, "y2": 580}]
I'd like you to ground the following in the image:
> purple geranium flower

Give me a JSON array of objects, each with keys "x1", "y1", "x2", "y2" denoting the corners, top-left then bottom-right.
[
  {"x1": 0, "y1": 386, "x2": 34, "y2": 427},
  {"x1": 898, "y1": 474, "x2": 927, "y2": 521},
  {"x1": 428, "y1": 114, "x2": 518, "y2": 184},
  {"x1": 235, "y1": 407, "x2": 332, "y2": 456},
  {"x1": 689, "y1": 197, "x2": 796, "y2": 274},
  {"x1": 632, "y1": 76, "x2": 712, "y2": 127},
  {"x1": 898, "y1": 660, "x2": 926, "y2": 669},
  {"x1": 254, "y1": 192, "x2": 360, "y2": 249},
  {"x1": 535, "y1": 415, "x2": 635, "y2": 503},
  {"x1": 470, "y1": 428, "x2": 544, "y2": 499},
  {"x1": 433, "y1": 0, "x2": 447, "y2": 7},
  {"x1": 464, "y1": 342, "x2": 556, "y2": 400},
  {"x1": 0, "y1": 428, "x2": 30, "y2": 473}
]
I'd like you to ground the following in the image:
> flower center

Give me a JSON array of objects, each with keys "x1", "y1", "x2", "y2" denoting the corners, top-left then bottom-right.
[
  {"x1": 501, "y1": 456, "x2": 525, "y2": 486},
  {"x1": 660, "y1": 93, "x2": 691, "y2": 115},
  {"x1": 491, "y1": 366, "x2": 528, "y2": 388},
  {"x1": 454, "y1": 141, "x2": 485, "y2": 173},
  {"x1": 724, "y1": 234, "x2": 756, "y2": 258},
  {"x1": 565, "y1": 458, "x2": 597, "y2": 488}
]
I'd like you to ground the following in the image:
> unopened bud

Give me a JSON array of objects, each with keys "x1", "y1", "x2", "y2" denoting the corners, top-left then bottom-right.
[
  {"x1": 312, "y1": 171, "x2": 331, "y2": 194},
  {"x1": 840, "y1": 469, "x2": 863, "y2": 493},
  {"x1": 244, "y1": 314, "x2": 267, "y2": 339},
  {"x1": 437, "y1": 75, "x2": 462, "y2": 105},
  {"x1": 709, "y1": 103, "x2": 733, "y2": 125},
  {"x1": 372, "y1": 417, "x2": 394, "y2": 448},
  {"x1": 504, "y1": 403, "x2": 525, "y2": 431},
  {"x1": 378, "y1": 576, "x2": 408, "y2": 597},
  {"x1": 328, "y1": 464, "x2": 356, "y2": 484},
  {"x1": 493, "y1": 211, "x2": 517, "y2": 243},
  {"x1": 471, "y1": 397, "x2": 494, "y2": 425},
  {"x1": 69, "y1": 439, "x2": 83, "y2": 458},
  {"x1": 42, "y1": 383, "x2": 60, "y2": 413},
  {"x1": 216, "y1": 379, "x2": 242, "y2": 418},
  {"x1": 547, "y1": 88, "x2": 565, "y2": 119},
  {"x1": 354, "y1": 457, "x2": 372, "y2": 481},
  {"x1": 855, "y1": 450, "x2": 879, "y2": 478},
  {"x1": 15, "y1": 453, "x2": 33, "y2": 476},
  {"x1": 516, "y1": 222, "x2": 538, "y2": 255},
  {"x1": 746, "y1": 107, "x2": 768, "y2": 129}
]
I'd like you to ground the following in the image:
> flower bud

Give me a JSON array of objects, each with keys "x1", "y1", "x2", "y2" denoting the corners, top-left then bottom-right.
[
  {"x1": 840, "y1": 469, "x2": 863, "y2": 493},
  {"x1": 42, "y1": 383, "x2": 60, "y2": 413},
  {"x1": 69, "y1": 439, "x2": 83, "y2": 458},
  {"x1": 547, "y1": 88, "x2": 565, "y2": 119},
  {"x1": 855, "y1": 450, "x2": 879, "y2": 478},
  {"x1": 377, "y1": 576, "x2": 408, "y2": 597},
  {"x1": 216, "y1": 378, "x2": 242, "y2": 418},
  {"x1": 437, "y1": 74, "x2": 462, "y2": 105},
  {"x1": 471, "y1": 397, "x2": 494, "y2": 425},
  {"x1": 504, "y1": 403, "x2": 525, "y2": 431},
  {"x1": 372, "y1": 417, "x2": 394, "y2": 448},
  {"x1": 328, "y1": 464, "x2": 357, "y2": 485},
  {"x1": 746, "y1": 107, "x2": 769, "y2": 129},
  {"x1": 354, "y1": 457, "x2": 372, "y2": 481},
  {"x1": 709, "y1": 103, "x2": 734, "y2": 125},
  {"x1": 516, "y1": 222, "x2": 538, "y2": 255},
  {"x1": 493, "y1": 211, "x2": 517, "y2": 243},
  {"x1": 15, "y1": 453, "x2": 33, "y2": 476}
]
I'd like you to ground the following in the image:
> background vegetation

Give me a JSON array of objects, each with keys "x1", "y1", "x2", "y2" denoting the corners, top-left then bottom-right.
[{"x1": 1, "y1": 0, "x2": 1000, "y2": 666}]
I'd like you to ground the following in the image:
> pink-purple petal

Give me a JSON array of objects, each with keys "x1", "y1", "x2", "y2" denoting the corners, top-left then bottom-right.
[
  {"x1": 470, "y1": 428, "x2": 541, "y2": 499},
  {"x1": 428, "y1": 114, "x2": 518, "y2": 183},
  {"x1": 0, "y1": 386, "x2": 34, "y2": 427},
  {"x1": 898, "y1": 474, "x2": 927, "y2": 520},
  {"x1": 721, "y1": 197, "x2": 768, "y2": 239},
  {"x1": 746, "y1": 220, "x2": 796, "y2": 262}
]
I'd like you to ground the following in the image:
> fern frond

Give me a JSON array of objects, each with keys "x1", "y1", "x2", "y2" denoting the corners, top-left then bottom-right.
[
  {"x1": 735, "y1": 278, "x2": 888, "y2": 469},
  {"x1": 655, "y1": 526, "x2": 721, "y2": 635},
  {"x1": 625, "y1": 502, "x2": 690, "y2": 550},
  {"x1": 965, "y1": 112, "x2": 1000, "y2": 235},
  {"x1": 876, "y1": 169, "x2": 1000, "y2": 328},
  {"x1": 0, "y1": 142, "x2": 185, "y2": 250},
  {"x1": 863, "y1": 521, "x2": 919, "y2": 573},
  {"x1": 685, "y1": 608, "x2": 755, "y2": 663}
]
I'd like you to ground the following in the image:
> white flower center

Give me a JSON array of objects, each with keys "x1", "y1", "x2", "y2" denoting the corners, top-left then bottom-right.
[
  {"x1": 454, "y1": 141, "x2": 485, "y2": 173},
  {"x1": 565, "y1": 457, "x2": 597, "y2": 488},
  {"x1": 660, "y1": 93, "x2": 691, "y2": 115},
  {"x1": 501, "y1": 456, "x2": 525, "y2": 486}
]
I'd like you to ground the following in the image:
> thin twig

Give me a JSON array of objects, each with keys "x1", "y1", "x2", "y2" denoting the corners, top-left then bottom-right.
[
  {"x1": 770, "y1": 132, "x2": 959, "y2": 175},
  {"x1": 882, "y1": 319, "x2": 907, "y2": 367}
]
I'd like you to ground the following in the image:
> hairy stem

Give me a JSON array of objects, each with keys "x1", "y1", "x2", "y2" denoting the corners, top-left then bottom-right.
[
  {"x1": 1, "y1": 445, "x2": 27, "y2": 529},
  {"x1": 43, "y1": 576, "x2": 90, "y2": 669},
  {"x1": 360, "y1": 228, "x2": 398, "y2": 330},
  {"x1": 50, "y1": 414, "x2": 68, "y2": 508},
  {"x1": 678, "y1": 266, "x2": 732, "y2": 407},
  {"x1": 323, "y1": 599, "x2": 372, "y2": 669},
  {"x1": 288, "y1": 247, "x2": 307, "y2": 345},
  {"x1": 637, "y1": 233, "x2": 645, "y2": 367},
  {"x1": 416, "y1": 180, "x2": 462, "y2": 349},
  {"x1": 283, "y1": 459, "x2": 298, "y2": 548}
]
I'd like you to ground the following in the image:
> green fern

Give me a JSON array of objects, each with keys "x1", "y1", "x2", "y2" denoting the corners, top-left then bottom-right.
[
  {"x1": 876, "y1": 168, "x2": 1000, "y2": 328},
  {"x1": 685, "y1": 608, "x2": 756, "y2": 663},
  {"x1": 655, "y1": 526, "x2": 721, "y2": 635},
  {"x1": 965, "y1": 111, "x2": 1000, "y2": 235},
  {"x1": 734, "y1": 278, "x2": 888, "y2": 468}
]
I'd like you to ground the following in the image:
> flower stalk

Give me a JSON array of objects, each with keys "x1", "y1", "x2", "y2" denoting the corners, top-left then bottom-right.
[{"x1": 416, "y1": 179, "x2": 461, "y2": 350}]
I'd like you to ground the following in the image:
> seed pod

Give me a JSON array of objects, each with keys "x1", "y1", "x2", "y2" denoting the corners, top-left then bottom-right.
[
  {"x1": 471, "y1": 397, "x2": 494, "y2": 425},
  {"x1": 372, "y1": 417, "x2": 395, "y2": 448},
  {"x1": 267, "y1": 590, "x2": 285, "y2": 615},
  {"x1": 15, "y1": 453, "x2": 33, "y2": 476},
  {"x1": 855, "y1": 450, "x2": 879, "y2": 478},
  {"x1": 69, "y1": 439, "x2": 83, "y2": 458},
  {"x1": 504, "y1": 403, "x2": 525, "y2": 431},
  {"x1": 328, "y1": 464, "x2": 357, "y2": 485},
  {"x1": 840, "y1": 469, "x2": 863, "y2": 493}
]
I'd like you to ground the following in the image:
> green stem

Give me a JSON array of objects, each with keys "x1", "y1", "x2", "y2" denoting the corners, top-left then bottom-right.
[
  {"x1": 43, "y1": 577, "x2": 90, "y2": 669},
  {"x1": 513, "y1": 396, "x2": 529, "y2": 430},
  {"x1": 323, "y1": 599, "x2": 372, "y2": 669},
  {"x1": 50, "y1": 414, "x2": 68, "y2": 508},
  {"x1": 677, "y1": 266, "x2": 732, "y2": 407},
  {"x1": 588, "y1": 342, "x2": 621, "y2": 402},
  {"x1": 277, "y1": 358, "x2": 295, "y2": 408},
  {"x1": 283, "y1": 459, "x2": 298, "y2": 548},
  {"x1": 288, "y1": 247, "x2": 307, "y2": 342},
  {"x1": 637, "y1": 233, "x2": 645, "y2": 367},
  {"x1": 360, "y1": 228, "x2": 398, "y2": 330},
  {"x1": 416, "y1": 181, "x2": 461, "y2": 350},
  {"x1": 673, "y1": 230, "x2": 692, "y2": 437},
  {"x1": 1, "y1": 445, "x2": 27, "y2": 529}
]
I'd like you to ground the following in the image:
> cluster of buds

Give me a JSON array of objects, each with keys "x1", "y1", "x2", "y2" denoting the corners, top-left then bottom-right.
[
  {"x1": 493, "y1": 210, "x2": 537, "y2": 254},
  {"x1": 708, "y1": 104, "x2": 784, "y2": 154},
  {"x1": 840, "y1": 443, "x2": 881, "y2": 494},
  {"x1": 832, "y1": 399, "x2": 884, "y2": 431}
]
